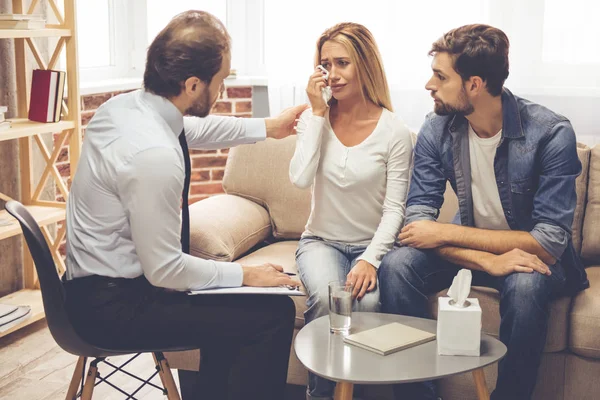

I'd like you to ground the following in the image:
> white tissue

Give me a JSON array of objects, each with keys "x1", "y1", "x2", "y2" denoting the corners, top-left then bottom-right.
[
  {"x1": 317, "y1": 65, "x2": 332, "y2": 106},
  {"x1": 447, "y1": 269, "x2": 472, "y2": 308},
  {"x1": 437, "y1": 269, "x2": 481, "y2": 356}
]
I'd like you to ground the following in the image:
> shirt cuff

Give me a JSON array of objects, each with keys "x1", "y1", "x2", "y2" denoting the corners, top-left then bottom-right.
[
  {"x1": 242, "y1": 118, "x2": 267, "y2": 142},
  {"x1": 217, "y1": 262, "x2": 244, "y2": 288},
  {"x1": 356, "y1": 250, "x2": 383, "y2": 269},
  {"x1": 405, "y1": 204, "x2": 439, "y2": 225},
  {"x1": 530, "y1": 222, "x2": 570, "y2": 260}
]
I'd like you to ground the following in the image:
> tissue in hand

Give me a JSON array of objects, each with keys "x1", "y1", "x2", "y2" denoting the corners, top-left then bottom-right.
[
  {"x1": 316, "y1": 65, "x2": 333, "y2": 105},
  {"x1": 437, "y1": 269, "x2": 482, "y2": 356}
]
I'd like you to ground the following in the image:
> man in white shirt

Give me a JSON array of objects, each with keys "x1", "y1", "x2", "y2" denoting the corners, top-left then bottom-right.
[{"x1": 64, "y1": 11, "x2": 306, "y2": 400}]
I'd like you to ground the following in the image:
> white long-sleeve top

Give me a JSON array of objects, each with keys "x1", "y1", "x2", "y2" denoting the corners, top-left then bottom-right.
[
  {"x1": 289, "y1": 108, "x2": 413, "y2": 268},
  {"x1": 65, "y1": 89, "x2": 266, "y2": 290}
]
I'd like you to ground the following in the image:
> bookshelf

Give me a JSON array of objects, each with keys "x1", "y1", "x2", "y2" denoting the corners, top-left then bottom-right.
[{"x1": 0, "y1": 0, "x2": 81, "y2": 338}]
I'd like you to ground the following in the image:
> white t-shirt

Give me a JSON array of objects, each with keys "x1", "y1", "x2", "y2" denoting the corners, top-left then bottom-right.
[
  {"x1": 289, "y1": 108, "x2": 413, "y2": 268},
  {"x1": 468, "y1": 124, "x2": 510, "y2": 230}
]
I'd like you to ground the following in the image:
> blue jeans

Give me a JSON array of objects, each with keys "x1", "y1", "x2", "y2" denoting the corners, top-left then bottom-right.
[
  {"x1": 296, "y1": 236, "x2": 381, "y2": 400},
  {"x1": 378, "y1": 246, "x2": 567, "y2": 400}
]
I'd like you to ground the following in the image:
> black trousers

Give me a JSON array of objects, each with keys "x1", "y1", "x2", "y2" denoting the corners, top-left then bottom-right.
[{"x1": 64, "y1": 275, "x2": 296, "y2": 400}]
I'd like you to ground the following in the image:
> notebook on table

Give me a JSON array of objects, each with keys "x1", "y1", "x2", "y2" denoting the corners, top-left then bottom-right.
[{"x1": 343, "y1": 322, "x2": 436, "y2": 356}]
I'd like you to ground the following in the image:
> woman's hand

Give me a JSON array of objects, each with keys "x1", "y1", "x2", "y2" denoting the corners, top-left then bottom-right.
[
  {"x1": 306, "y1": 68, "x2": 328, "y2": 117},
  {"x1": 346, "y1": 260, "x2": 377, "y2": 300}
]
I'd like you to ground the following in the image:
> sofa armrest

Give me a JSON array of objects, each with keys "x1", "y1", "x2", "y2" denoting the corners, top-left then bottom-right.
[
  {"x1": 570, "y1": 266, "x2": 600, "y2": 358},
  {"x1": 189, "y1": 194, "x2": 272, "y2": 262}
]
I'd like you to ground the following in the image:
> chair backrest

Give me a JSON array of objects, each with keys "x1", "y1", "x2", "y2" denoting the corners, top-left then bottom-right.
[{"x1": 5, "y1": 201, "x2": 96, "y2": 355}]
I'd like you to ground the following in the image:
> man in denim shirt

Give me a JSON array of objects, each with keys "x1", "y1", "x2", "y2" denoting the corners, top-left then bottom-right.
[{"x1": 379, "y1": 24, "x2": 589, "y2": 400}]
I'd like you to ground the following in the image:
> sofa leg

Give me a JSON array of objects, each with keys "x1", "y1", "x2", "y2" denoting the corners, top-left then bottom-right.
[
  {"x1": 472, "y1": 368, "x2": 490, "y2": 400},
  {"x1": 334, "y1": 381, "x2": 354, "y2": 400}
]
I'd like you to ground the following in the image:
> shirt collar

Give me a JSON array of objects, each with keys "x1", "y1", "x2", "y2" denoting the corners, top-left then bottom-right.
[
  {"x1": 499, "y1": 87, "x2": 524, "y2": 139},
  {"x1": 140, "y1": 89, "x2": 184, "y2": 137},
  {"x1": 447, "y1": 87, "x2": 524, "y2": 140}
]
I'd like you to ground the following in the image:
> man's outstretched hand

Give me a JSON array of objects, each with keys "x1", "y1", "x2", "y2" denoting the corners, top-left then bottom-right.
[{"x1": 265, "y1": 104, "x2": 309, "y2": 139}]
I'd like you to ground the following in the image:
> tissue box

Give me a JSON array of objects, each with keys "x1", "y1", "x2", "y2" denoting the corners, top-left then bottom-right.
[{"x1": 437, "y1": 297, "x2": 482, "y2": 356}]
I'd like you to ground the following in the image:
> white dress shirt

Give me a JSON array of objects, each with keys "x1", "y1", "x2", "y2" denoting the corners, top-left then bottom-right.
[
  {"x1": 289, "y1": 108, "x2": 413, "y2": 268},
  {"x1": 65, "y1": 89, "x2": 266, "y2": 290}
]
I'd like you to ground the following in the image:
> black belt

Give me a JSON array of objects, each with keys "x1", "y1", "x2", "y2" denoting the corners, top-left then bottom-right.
[{"x1": 64, "y1": 274, "x2": 146, "y2": 289}]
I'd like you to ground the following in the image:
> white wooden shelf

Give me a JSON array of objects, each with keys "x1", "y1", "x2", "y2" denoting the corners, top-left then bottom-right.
[
  {"x1": 0, "y1": 28, "x2": 71, "y2": 39},
  {"x1": 0, "y1": 118, "x2": 75, "y2": 142},
  {"x1": 0, "y1": 289, "x2": 44, "y2": 339},
  {"x1": 0, "y1": 206, "x2": 65, "y2": 241}
]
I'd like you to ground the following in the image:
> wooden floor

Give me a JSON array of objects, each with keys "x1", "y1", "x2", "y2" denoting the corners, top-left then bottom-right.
[{"x1": 0, "y1": 320, "x2": 306, "y2": 400}]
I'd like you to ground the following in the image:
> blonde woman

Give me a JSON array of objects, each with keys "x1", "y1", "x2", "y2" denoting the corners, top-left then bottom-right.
[{"x1": 290, "y1": 22, "x2": 413, "y2": 400}]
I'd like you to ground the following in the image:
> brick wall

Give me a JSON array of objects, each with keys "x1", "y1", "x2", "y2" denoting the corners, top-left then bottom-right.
[{"x1": 54, "y1": 86, "x2": 252, "y2": 203}]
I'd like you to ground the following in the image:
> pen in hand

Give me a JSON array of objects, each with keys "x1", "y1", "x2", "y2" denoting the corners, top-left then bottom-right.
[{"x1": 281, "y1": 272, "x2": 298, "y2": 290}]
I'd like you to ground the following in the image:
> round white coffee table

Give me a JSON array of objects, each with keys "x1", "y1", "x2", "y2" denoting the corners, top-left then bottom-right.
[{"x1": 294, "y1": 312, "x2": 507, "y2": 400}]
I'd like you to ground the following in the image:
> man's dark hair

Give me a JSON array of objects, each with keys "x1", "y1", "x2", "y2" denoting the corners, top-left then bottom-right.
[
  {"x1": 143, "y1": 10, "x2": 230, "y2": 98},
  {"x1": 430, "y1": 24, "x2": 509, "y2": 96}
]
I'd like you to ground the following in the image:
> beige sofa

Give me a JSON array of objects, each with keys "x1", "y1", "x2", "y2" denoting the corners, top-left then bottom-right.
[{"x1": 166, "y1": 136, "x2": 600, "y2": 400}]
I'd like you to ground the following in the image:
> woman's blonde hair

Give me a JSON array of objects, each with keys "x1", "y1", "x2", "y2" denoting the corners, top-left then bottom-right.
[{"x1": 315, "y1": 22, "x2": 393, "y2": 111}]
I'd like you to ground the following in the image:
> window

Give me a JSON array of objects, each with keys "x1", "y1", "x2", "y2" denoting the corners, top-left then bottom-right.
[
  {"x1": 263, "y1": 0, "x2": 488, "y2": 125},
  {"x1": 543, "y1": 0, "x2": 600, "y2": 65},
  {"x1": 146, "y1": 1, "x2": 227, "y2": 43},
  {"x1": 74, "y1": 1, "x2": 251, "y2": 87},
  {"x1": 77, "y1": 1, "x2": 111, "y2": 69},
  {"x1": 264, "y1": 0, "x2": 487, "y2": 90},
  {"x1": 58, "y1": 0, "x2": 132, "y2": 83}
]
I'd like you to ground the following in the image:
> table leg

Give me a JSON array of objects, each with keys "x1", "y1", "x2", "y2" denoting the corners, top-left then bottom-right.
[
  {"x1": 334, "y1": 381, "x2": 354, "y2": 400},
  {"x1": 472, "y1": 368, "x2": 490, "y2": 400}
]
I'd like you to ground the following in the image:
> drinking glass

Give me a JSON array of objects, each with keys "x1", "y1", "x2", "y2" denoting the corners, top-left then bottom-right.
[{"x1": 328, "y1": 280, "x2": 353, "y2": 334}]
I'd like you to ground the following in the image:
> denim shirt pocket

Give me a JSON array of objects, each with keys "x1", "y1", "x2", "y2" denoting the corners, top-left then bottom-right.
[{"x1": 510, "y1": 177, "x2": 536, "y2": 226}]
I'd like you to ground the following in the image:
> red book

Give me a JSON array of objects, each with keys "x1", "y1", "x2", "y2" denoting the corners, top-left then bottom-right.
[{"x1": 28, "y1": 69, "x2": 58, "y2": 123}]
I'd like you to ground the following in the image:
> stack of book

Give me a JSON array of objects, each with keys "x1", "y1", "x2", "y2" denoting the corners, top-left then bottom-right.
[
  {"x1": 28, "y1": 69, "x2": 67, "y2": 123},
  {"x1": 0, "y1": 303, "x2": 31, "y2": 333},
  {"x1": 0, "y1": 106, "x2": 9, "y2": 132},
  {"x1": 0, "y1": 14, "x2": 45, "y2": 29}
]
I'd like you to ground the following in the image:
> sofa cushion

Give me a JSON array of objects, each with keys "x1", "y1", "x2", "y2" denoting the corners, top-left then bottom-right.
[
  {"x1": 572, "y1": 143, "x2": 591, "y2": 255},
  {"x1": 234, "y1": 240, "x2": 306, "y2": 328},
  {"x1": 438, "y1": 182, "x2": 459, "y2": 224},
  {"x1": 223, "y1": 137, "x2": 311, "y2": 239},
  {"x1": 570, "y1": 266, "x2": 600, "y2": 358},
  {"x1": 428, "y1": 286, "x2": 570, "y2": 353},
  {"x1": 189, "y1": 194, "x2": 272, "y2": 262},
  {"x1": 582, "y1": 145, "x2": 600, "y2": 263}
]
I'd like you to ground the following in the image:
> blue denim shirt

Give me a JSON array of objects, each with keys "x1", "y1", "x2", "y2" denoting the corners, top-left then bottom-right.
[{"x1": 406, "y1": 88, "x2": 589, "y2": 294}]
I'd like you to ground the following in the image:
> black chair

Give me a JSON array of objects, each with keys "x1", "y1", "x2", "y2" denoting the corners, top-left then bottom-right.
[{"x1": 5, "y1": 200, "x2": 193, "y2": 399}]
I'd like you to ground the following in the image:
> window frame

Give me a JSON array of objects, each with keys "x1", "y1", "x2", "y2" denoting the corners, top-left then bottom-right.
[
  {"x1": 77, "y1": 0, "x2": 266, "y2": 93},
  {"x1": 76, "y1": 0, "x2": 598, "y2": 96}
]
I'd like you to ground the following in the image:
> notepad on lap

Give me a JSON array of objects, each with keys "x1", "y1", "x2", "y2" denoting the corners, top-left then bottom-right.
[{"x1": 343, "y1": 322, "x2": 436, "y2": 355}]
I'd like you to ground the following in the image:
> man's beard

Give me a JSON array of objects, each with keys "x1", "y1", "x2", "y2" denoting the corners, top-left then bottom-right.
[
  {"x1": 186, "y1": 89, "x2": 212, "y2": 118},
  {"x1": 433, "y1": 85, "x2": 474, "y2": 116}
]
